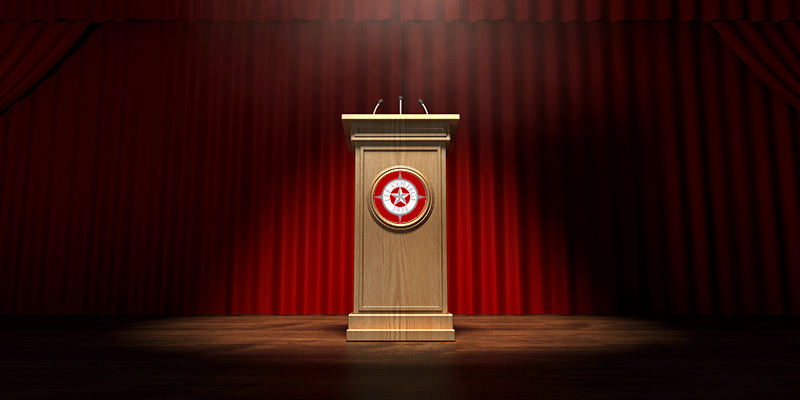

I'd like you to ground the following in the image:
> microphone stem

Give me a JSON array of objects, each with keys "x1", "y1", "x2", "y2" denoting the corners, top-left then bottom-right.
[
  {"x1": 373, "y1": 103, "x2": 381, "y2": 115},
  {"x1": 399, "y1": 99, "x2": 403, "y2": 115},
  {"x1": 421, "y1": 103, "x2": 429, "y2": 115}
]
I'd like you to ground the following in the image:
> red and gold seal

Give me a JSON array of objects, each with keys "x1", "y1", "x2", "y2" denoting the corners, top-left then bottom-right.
[{"x1": 369, "y1": 166, "x2": 433, "y2": 232}]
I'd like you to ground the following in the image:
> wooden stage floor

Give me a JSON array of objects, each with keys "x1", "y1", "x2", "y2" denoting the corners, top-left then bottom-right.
[{"x1": 1, "y1": 315, "x2": 799, "y2": 399}]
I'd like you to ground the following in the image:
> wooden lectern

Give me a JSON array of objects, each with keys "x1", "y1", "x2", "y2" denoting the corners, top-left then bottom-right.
[{"x1": 343, "y1": 114, "x2": 459, "y2": 341}]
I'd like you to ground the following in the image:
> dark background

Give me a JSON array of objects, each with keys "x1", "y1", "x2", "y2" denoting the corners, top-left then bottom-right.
[{"x1": 2, "y1": 0, "x2": 799, "y2": 315}]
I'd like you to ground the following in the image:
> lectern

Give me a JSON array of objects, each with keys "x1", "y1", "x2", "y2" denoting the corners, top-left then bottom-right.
[{"x1": 343, "y1": 114, "x2": 459, "y2": 341}]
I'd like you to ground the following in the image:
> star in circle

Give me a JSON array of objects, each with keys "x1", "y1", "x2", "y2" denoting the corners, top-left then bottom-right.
[{"x1": 391, "y1": 187, "x2": 409, "y2": 206}]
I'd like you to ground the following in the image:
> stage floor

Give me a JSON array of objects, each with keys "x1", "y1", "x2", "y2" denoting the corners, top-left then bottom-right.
[{"x1": 2, "y1": 315, "x2": 799, "y2": 399}]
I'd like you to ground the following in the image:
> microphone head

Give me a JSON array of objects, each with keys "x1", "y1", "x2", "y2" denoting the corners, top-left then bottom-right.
[
  {"x1": 377, "y1": 99, "x2": 384, "y2": 104},
  {"x1": 417, "y1": 99, "x2": 424, "y2": 104},
  {"x1": 398, "y1": 96, "x2": 404, "y2": 101}
]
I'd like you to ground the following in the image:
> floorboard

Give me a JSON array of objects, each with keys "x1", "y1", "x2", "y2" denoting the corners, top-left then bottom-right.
[{"x1": 1, "y1": 315, "x2": 799, "y2": 399}]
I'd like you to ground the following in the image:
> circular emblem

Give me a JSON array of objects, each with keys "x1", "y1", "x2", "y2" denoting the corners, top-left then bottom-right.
[{"x1": 369, "y1": 166, "x2": 433, "y2": 231}]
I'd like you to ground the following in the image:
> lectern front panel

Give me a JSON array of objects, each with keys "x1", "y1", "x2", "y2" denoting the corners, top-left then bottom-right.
[{"x1": 359, "y1": 147, "x2": 443, "y2": 312}]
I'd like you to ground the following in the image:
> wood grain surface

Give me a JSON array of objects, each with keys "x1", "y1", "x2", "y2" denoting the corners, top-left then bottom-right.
[
  {"x1": 361, "y1": 147, "x2": 442, "y2": 311},
  {"x1": 2, "y1": 315, "x2": 799, "y2": 399}
]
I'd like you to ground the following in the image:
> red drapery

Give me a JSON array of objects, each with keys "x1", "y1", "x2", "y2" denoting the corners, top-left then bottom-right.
[
  {"x1": 714, "y1": 20, "x2": 800, "y2": 111},
  {"x1": 1, "y1": 18, "x2": 799, "y2": 315},
  {"x1": 0, "y1": 20, "x2": 89, "y2": 113}
]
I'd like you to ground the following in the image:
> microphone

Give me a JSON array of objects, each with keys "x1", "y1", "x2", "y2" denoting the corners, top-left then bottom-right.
[
  {"x1": 398, "y1": 96, "x2": 403, "y2": 115},
  {"x1": 418, "y1": 99, "x2": 429, "y2": 115},
  {"x1": 372, "y1": 99, "x2": 384, "y2": 115}
]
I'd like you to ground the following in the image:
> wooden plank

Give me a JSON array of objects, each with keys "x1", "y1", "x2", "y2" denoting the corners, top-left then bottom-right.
[{"x1": 2, "y1": 315, "x2": 800, "y2": 399}]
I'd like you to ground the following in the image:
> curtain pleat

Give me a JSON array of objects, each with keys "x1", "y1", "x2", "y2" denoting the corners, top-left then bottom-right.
[
  {"x1": 0, "y1": 20, "x2": 89, "y2": 113},
  {"x1": 1, "y1": 19, "x2": 798, "y2": 314},
  {"x1": 713, "y1": 20, "x2": 800, "y2": 111}
]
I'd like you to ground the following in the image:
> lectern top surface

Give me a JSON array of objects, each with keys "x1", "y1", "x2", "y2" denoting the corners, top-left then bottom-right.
[
  {"x1": 341, "y1": 114, "x2": 459, "y2": 138},
  {"x1": 341, "y1": 114, "x2": 460, "y2": 120}
]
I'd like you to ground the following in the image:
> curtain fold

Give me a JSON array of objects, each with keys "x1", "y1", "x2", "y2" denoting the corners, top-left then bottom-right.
[
  {"x1": 2, "y1": 0, "x2": 799, "y2": 23},
  {"x1": 714, "y1": 20, "x2": 800, "y2": 111},
  {"x1": 0, "y1": 20, "x2": 89, "y2": 114},
  {"x1": 1, "y1": 19, "x2": 799, "y2": 315}
]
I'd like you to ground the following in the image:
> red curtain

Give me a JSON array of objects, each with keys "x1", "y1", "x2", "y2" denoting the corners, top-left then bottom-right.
[
  {"x1": 0, "y1": 20, "x2": 89, "y2": 113},
  {"x1": 714, "y1": 20, "x2": 800, "y2": 111},
  {"x1": 2, "y1": 0, "x2": 799, "y2": 23},
  {"x1": 1, "y1": 18, "x2": 799, "y2": 315}
]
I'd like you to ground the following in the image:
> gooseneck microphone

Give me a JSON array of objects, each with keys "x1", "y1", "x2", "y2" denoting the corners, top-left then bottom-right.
[
  {"x1": 418, "y1": 99, "x2": 429, "y2": 115},
  {"x1": 373, "y1": 99, "x2": 384, "y2": 115},
  {"x1": 398, "y1": 96, "x2": 404, "y2": 115}
]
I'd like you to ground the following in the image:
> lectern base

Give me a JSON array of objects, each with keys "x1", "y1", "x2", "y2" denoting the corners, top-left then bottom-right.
[{"x1": 346, "y1": 313, "x2": 455, "y2": 341}]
